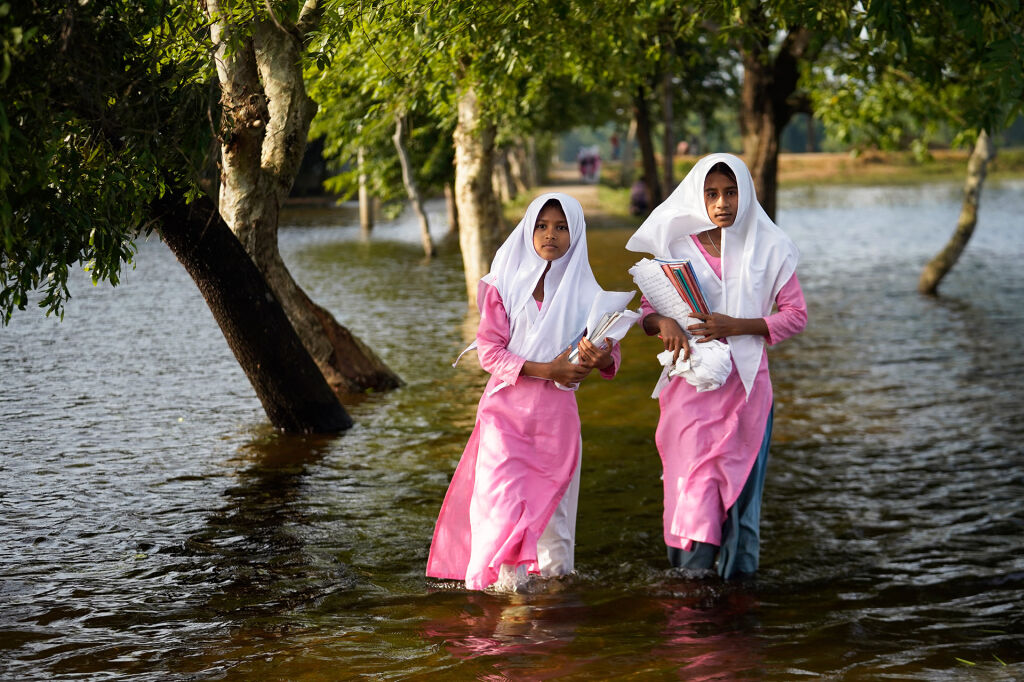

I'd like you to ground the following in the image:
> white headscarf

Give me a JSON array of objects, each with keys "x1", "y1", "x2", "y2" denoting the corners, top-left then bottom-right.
[
  {"x1": 625, "y1": 153, "x2": 799, "y2": 397},
  {"x1": 485, "y1": 192, "x2": 603, "y2": 363}
]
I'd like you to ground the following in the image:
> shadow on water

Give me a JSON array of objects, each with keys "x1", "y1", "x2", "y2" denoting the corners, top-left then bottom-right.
[{"x1": 2, "y1": 186, "x2": 1024, "y2": 679}]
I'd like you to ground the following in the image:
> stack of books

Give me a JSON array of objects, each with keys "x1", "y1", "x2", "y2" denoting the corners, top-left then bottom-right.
[{"x1": 655, "y1": 258, "x2": 710, "y2": 316}]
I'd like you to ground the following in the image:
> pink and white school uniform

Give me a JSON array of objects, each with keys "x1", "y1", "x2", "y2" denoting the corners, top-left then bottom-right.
[
  {"x1": 626, "y1": 154, "x2": 807, "y2": 577},
  {"x1": 427, "y1": 193, "x2": 620, "y2": 591}
]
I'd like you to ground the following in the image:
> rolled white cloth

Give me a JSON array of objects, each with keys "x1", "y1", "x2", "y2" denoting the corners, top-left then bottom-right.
[{"x1": 657, "y1": 341, "x2": 732, "y2": 393}]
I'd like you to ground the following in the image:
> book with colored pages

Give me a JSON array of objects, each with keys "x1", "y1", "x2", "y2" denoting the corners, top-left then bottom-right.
[{"x1": 656, "y1": 258, "x2": 711, "y2": 316}]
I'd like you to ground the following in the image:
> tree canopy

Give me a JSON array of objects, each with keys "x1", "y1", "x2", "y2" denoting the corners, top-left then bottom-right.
[{"x1": 1, "y1": 0, "x2": 211, "y2": 323}]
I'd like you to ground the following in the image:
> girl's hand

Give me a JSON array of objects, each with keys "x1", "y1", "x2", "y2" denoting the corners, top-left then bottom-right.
[
  {"x1": 576, "y1": 337, "x2": 613, "y2": 371},
  {"x1": 548, "y1": 346, "x2": 591, "y2": 385},
  {"x1": 688, "y1": 313, "x2": 769, "y2": 342},
  {"x1": 657, "y1": 317, "x2": 690, "y2": 363}
]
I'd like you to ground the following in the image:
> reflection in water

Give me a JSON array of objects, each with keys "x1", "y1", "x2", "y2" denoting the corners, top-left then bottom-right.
[
  {"x1": 2, "y1": 186, "x2": 1024, "y2": 679},
  {"x1": 423, "y1": 591, "x2": 579, "y2": 660},
  {"x1": 654, "y1": 588, "x2": 763, "y2": 681}
]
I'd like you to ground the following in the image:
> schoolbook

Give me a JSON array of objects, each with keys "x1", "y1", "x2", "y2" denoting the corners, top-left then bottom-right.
[{"x1": 656, "y1": 258, "x2": 710, "y2": 316}]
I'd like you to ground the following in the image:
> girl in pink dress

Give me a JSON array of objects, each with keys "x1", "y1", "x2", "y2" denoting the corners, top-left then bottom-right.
[
  {"x1": 427, "y1": 193, "x2": 621, "y2": 591},
  {"x1": 626, "y1": 154, "x2": 807, "y2": 579}
]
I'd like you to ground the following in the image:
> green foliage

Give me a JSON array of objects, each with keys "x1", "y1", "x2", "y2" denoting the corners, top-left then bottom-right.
[
  {"x1": 0, "y1": 0, "x2": 213, "y2": 324},
  {"x1": 812, "y1": 0, "x2": 1024, "y2": 153}
]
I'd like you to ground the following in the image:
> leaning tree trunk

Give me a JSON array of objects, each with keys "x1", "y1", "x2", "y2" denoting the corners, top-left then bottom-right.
[
  {"x1": 634, "y1": 85, "x2": 663, "y2": 206},
  {"x1": 157, "y1": 194, "x2": 351, "y2": 433},
  {"x1": 919, "y1": 130, "x2": 995, "y2": 295},
  {"x1": 739, "y1": 16, "x2": 811, "y2": 221},
  {"x1": 393, "y1": 112, "x2": 434, "y2": 258},
  {"x1": 453, "y1": 82, "x2": 503, "y2": 307},
  {"x1": 206, "y1": 3, "x2": 402, "y2": 394}
]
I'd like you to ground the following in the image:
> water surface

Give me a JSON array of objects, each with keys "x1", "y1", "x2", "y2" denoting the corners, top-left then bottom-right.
[{"x1": 2, "y1": 183, "x2": 1023, "y2": 679}]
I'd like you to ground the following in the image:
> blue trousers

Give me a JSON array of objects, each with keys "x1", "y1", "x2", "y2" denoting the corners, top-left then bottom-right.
[{"x1": 667, "y1": 408, "x2": 773, "y2": 580}]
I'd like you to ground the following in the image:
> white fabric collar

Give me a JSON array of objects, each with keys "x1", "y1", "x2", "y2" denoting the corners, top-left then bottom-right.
[
  {"x1": 486, "y1": 192, "x2": 603, "y2": 363},
  {"x1": 625, "y1": 153, "x2": 799, "y2": 396}
]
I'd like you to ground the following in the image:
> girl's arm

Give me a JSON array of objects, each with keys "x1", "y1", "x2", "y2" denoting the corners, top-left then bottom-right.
[
  {"x1": 475, "y1": 282, "x2": 528, "y2": 386},
  {"x1": 687, "y1": 272, "x2": 807, "y2": 344},
  {"x1": 476, "y1": 282, "x2": 590, "y2": 386},
  {"x1": 522, "y1": 348, "x2": 590, "y2": 386},
  {"x1": 764, "y1": 272, "x2": 808, "y2": 345},
  {"x1": 575, "y1": 337, "x2": 622, "y2": 379},
  {"x1": 640, "y1": 296, "x2": 690, "y2": 362}
]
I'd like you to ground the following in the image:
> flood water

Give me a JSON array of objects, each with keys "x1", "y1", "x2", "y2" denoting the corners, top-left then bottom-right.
[{"x1": 2, "y1": 181, "x2": 1023, "y2": 680}]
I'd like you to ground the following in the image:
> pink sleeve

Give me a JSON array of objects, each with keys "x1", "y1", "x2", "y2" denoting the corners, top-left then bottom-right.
[
  {"x1": 765, "y1": 272, "x2": 808, "y2": 346},
  {"x1": 475, "y1": 281, "x2": 526, "y2": 386},
  {"x1": 600, "y1": 342, "x2": 622, "y2": 379},
  {"x1": 638, "y1": 295, "x2": 658, "y2": 335}
]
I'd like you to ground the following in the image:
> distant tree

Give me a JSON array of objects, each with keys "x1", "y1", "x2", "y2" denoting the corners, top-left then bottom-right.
[
  {"x1": 811, "y1": 0, "x2": 1024, "y2": 294},
  {"x1": 712, "y1": 0, "x2": 858, "y2": 220}
]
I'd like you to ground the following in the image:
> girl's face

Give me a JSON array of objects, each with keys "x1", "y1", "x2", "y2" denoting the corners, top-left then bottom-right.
[
  {"x1": 533, "y1": 204, "x2": 571, "y2": 261},
  {"x1": 703, "y1": 171, "x2": 738, "y2": 228}
]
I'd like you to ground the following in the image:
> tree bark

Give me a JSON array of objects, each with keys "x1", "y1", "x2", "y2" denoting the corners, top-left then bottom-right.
[
  {"x1": 358, "y1": 144, "x2": 374, "y2": 238},
  {"x1": 507, "y1": 141, "x2": 530, "y2": 195},
  {"x1": 491, "y1": 147, "x2": 515, "y2": 203},
  {"x1": 454, "y1": 82, "x2": 503, "y2": 307},
  {"x1": 524, "y1": 136, "x2": 539, "y2": 188},
  {"x1": 620, "y1": 116, "x2": 637, "y2": 188},
  {"x1": 739, "y1": 21, "x2": 811, "y2": 221},
  {"x1": 662, "y1": 69, "x2": 676, "y2": 193},
  {"x1": 919, "y1": 130, "x2": 994, "y2": 296},
  {"x1": 205, "y1": 3, "x2": 402, "y2": 394},
  {"x1": 443, "y1": 181, "x2": 459, "y2": 237},
  {"x1": 393, "y1": 112, "x2": 435, "y2": 258},
  {"x1": 157, "y1": 194, "x2": 351, "y2": 433},
  {"x1": 634, "y1": 85, "x2": 663, "y2": 206}
]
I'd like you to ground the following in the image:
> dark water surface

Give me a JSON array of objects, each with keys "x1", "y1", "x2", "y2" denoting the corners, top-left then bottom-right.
[{"x1": 2, "y1": 184, "x2": 1023, "y2": 680}]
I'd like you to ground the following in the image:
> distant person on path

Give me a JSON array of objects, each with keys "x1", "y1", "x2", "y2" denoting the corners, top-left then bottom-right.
[
  {"x1": 577, "y1": 146, "x2": 591, "y2": 181},
  {"x1": 427, "y1": 193, "x2": 621, "y2": 591},
  {"x1": 626, "y1": 153, "x2": 807, "y2": 579},
  {"x1": 629, "y1": 175, "x2": 650, "y2": 216}
]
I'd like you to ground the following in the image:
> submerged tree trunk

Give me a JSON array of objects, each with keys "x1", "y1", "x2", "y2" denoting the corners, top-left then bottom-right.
[
  {"x1": 393, "y1": 112, "x2": 434, "y2": 258},
  {"x1": 443, "y1": 181, "x2": 459, "y2": 237},
  {"x1": 739, "y1": 11, "x2": 811, "y2": 220},
  {"x1": 205, "y1": 2, "x2": 402, "y2": 394},
  {"x1": 919, "y1": 130, "x2": 995, "y2": 296},
  {"x1": 454, "y1": 82, "x2": 503, "y2": 307},
  {"x1": 634, "y1": 85, "x2": 662, "y2": 206},
  {"x1": 157, "y1": 194, "x2": 351, "y2": 433}
]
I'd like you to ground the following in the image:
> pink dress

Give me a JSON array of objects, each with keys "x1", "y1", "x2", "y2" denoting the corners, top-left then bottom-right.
[
  {"x1": 427, "y1": 281, "x2": 620, "y2": 589},
  {"x1": 640, "y1": 235, "x2": 806, "y2": 550}
]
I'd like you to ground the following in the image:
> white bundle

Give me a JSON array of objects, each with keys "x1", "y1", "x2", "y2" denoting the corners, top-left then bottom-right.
[
  {"x1": 629, "y1": 258, "x2": 731, "y2": 395},
  {"x1": 657, "y1": 343, "x2": 731, "y2": 393}
]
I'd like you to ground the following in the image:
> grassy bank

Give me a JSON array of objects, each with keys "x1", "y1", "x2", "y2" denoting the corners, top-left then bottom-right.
[
  {"x1": 579, "y1": 148, "x2": 1024, "y2": 227},
  {"x1": 592, "y1": 148, "x2": 1024, "y2": 189}
]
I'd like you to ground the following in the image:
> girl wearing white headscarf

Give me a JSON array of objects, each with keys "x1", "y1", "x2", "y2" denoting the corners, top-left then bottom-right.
[
  {"x1": 626, "y1": 153, "x2": 807, "y2": 579},
  {"x1": 427, "y1": 193, "x2": 621, "y2": 591}
]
